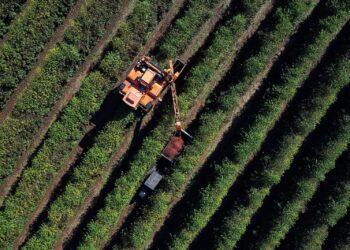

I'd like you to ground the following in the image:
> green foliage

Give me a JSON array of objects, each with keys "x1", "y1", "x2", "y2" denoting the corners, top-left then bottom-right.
[
  {"x1": 211, "y1": 46, "x2": 350, "y2": 250},
  {"x1": 23, "y1": 112, "x2": 135, "y2": 249},
  {"x1": 0, "y1": 0, "x2": 76, "y2": 107},
  {"x1": 281, "y1": 151, "x2": 350, "y2": 250},
  {"x1": 247, "y1": 102, "x2": 350, "y2": 250},
  {"x1": 0, "y1": 0, "x2": 122, "y2": 186},
  {"x1": 157, "y1": 0, "x2": 220, "y2": 60},
  {"x1": 0, "y1": 0, "x2": 26, "y2": 38},
  {"x1": 155, "y1": 0, "x2": 350, "y2": 249},
  {"x1": 325, "y1": 212, "x2": 350, "y2": 250}
]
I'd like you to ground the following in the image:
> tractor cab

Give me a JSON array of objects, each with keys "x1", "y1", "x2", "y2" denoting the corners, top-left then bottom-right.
[{"x1": 119, "y1": 56, "x2": 185, "y2": 112}]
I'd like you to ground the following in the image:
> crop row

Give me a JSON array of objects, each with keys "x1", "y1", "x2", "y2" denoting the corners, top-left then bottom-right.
[
  {"x1": 20, "y1": 0, "x2": 225, "y2": 248},
  {"x1": 0, "y1": 0, "x2": 176, "y2": 248},
  {"x1": 116, "y1": 0, "x2": 319, "y2": 247},
  {"x1": 245, "y1": 89, "x2": 350, "y2": 249},
  {"x1": 280, "y1": 149, "x2": 350, "y2": 250},
  {"x1": 207, "y1": 27, "x2": 350, "y2": 249},
  {"x1": 324, "y1": 211, "x2": 350, "y2": 249},
  {"x1": 155, "y1": 0, "x2": 350, "y2": 249},
  {"x1": 155, "y1": 0, "x2": 219, "y2": 60},
  {"x1": 0, "y1": 0, "x2": 123, "y2": 186},
  {"x1": 0, "y1": 0, "x2": 76, "y2": 108},
  {"x1": 0, "y1": 0, "x2": 26, "y2": 38},
  {"x1": 74, "y1": 0, "x2": 265, "y2": 248}
]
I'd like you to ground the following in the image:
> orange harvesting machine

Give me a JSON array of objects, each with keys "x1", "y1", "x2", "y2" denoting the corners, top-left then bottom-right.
[{"x1": 118, "y1": 56, "x2": 192, "y2": 198}]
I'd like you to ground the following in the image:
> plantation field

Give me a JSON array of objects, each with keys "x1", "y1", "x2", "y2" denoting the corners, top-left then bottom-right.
[{"x1": 0, "y1": 0, "x2": 349, "y2": 249}]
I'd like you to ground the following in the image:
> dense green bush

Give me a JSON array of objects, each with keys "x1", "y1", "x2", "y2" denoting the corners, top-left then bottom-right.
[
  {"x1": 0, "y1": 0, "x2": 122, "y2": 186},
  {"x1": 23, "y1": 110, "x2": 135, "y2": 249},
  {"x1": 77, "y1": 1, "x2": 271, "y2": 248},
  {"x1": 156, "y1": 0, "x2": 219, "y2": 60},
  {"x1": 156, "y1": 0, "x2": 350, "y2": 249},
  {"x1": 210, "y1": 47, "x2": 350, "y2": 250},
  {"x1": 117, "y1": 0, "x2": 320, "y2": 246},
  {"x1": 324, "y1": 212, "x2": 350, "y2": 250},
  {"x1": 0, "y1": 0, "x2": 76, "y2": 108},
  {"x1": 281, "y1": 151, "x2": 350, "y2": 250},
  {"x1": 0, "y1": 0, "x2": 26, "y2": 38},
  {"x1": 246, "y1": 96, "x2": 350, "y2": 249}
]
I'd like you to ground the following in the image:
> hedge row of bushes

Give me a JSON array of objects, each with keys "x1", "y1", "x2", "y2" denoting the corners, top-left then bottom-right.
[
  {"x1": 281, "y1": 150, "x2": 350, "y2": 250},
  {"x1": 246, "y1": 93, "x2": 350, "y2": 249},
  {"x1": 155, "y1": 0, "x2": 219, "y2": 60},
  {"x1": 210, "y1": 42, "x2": 350, "y2": 250},
  {"x1": 117, "y1": 0, "x2": 319, "y2": 246},
  {"x1": 156, "y1": 0, "x2": 350, "y2": 249},
  {"x1": 75, "y1": 1, "x2": 265, "y2": 248},
  {"x1": 0, "y1": 0, "x2": 76, "y2": 108},
  {"x1": 23, "y1": 110, "x2": 136, "y2": 249},
  {"x1": 324, "y1": 211, "x2": 350, "y2": 249},
  {"x1": 0, "y1": 0, "x2": 122, "y2": 186},
  {"x1": 0, "y1": 0, "x2": 26, "y2": 38}
]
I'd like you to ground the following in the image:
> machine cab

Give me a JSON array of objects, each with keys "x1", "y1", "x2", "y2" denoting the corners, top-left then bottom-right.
[
  {"x1": 138, "y1": 167, "x2": 163, "y2": 199},
  {"x1": 119, "y1": 57, "x2": 186, "y2": 112}
]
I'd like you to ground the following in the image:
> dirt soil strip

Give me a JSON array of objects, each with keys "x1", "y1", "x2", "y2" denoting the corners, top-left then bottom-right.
[
  {"x1": 12, "y1": 1, "x2": 187, "y2": 248},
  {"x1": 103, "y1": 1, "x2": 275, "y2": 247},
  {"x1": 0, "y1": 0, "x2": 86, "y2": 124},
  {"x1": 0, "y1": 0, "x2": 135, "y2": 208},
  {"x1": 0, "y1": 0, "x2": 32, "y2": 47},
  {"x1": 53, "y1": 0, "x2": 235, "y2": 247}
]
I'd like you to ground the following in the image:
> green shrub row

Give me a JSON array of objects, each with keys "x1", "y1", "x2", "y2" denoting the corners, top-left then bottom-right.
[
  {"x1": 158, "y1": 1, "x2": 350, "y2": 249},
  {"x1": 0, "y1": 0, "x2": 123, "y2": 185},
  {"x1": 155, "y1": 0, "x2": 219, "y2": 60},
  {"x1": 0, "y1": 1, "x2": 165, "y2": 248},
  {"x1": 325, "y1": 211, "x2": 350, "y2": 250},
  {"x1": 0, "y1": 0, "x2": 76, "y2": 108},
  {"x1": 0, "y1": 0, "x2": 26, "y2": 38},
  {"x1": 76, "y1": 1, "x2": 264, "y2": 248},
  {"x1": 281, "y1": 150, "x2": 350, "y2": 250},
  {"x1": 246, "y1": 96, "x2": 350, "y2": 249},
  {"x1": 209, "y1": 45, "x2": 350, "y2": 250},
  {"x1": 23, "y1": 110, "x2": 136, "y2": 250},
  {"x1": 116, "y1": 0, "x2": 320, "y2": 247}
]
